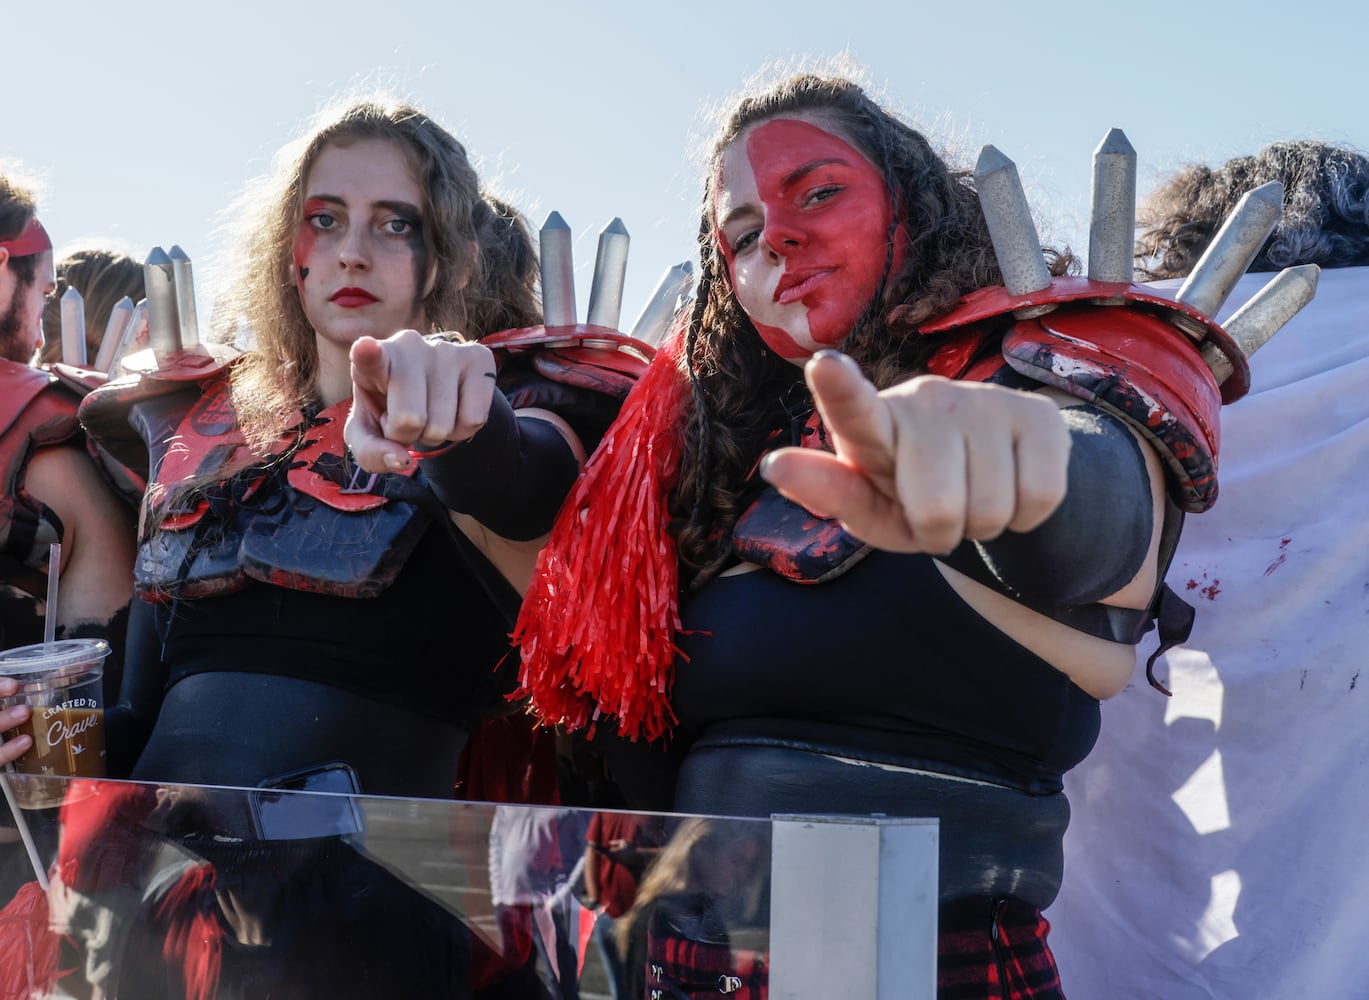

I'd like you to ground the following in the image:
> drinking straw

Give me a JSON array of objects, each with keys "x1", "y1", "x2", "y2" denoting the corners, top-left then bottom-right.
[
  {"x1": 0, "y1": 542, "x2": 64, "y2": 888},
  {"x1": 0, "y1": 766, "x2": 47, "y2": 889},
  {"x1": 42, "y1": 543, "x2": 60, "y2": 649}
]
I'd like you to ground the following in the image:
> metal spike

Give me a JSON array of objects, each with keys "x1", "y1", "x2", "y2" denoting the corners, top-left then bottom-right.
[
  {"x1": 105, "y1": 299, "x2": 148, "y2": 374},
  {"x1": 1202, "y1": 264, "x2": 1320, "y2": 383},
  {"x1": 539, "y1": 212, "x2": 576, "y2": 326},
  {"x1": 59, "y1": 287, "x2": 87, "y2": 367},
  {"x1": 168, "y1": 245, "x2": 200, "y2": 348},
  {"x1": 629, "y1": 261, "x2": 694, "y2": 346},
  {"x1": 1176, "y1": 181, "x2": 1284, "y2": 319},
  {"x1": 1088, "y1": 129, "x2": 1137, "y2": 283},
  {"x1": 586, "y1": 218, "x2": 630, "y2": 329},
  {"x1": 143, "y1": 248, "x2": 182, "y2": 357},
  {"x1": 975, "y1": 145, "x2": 1053, "y2": 296},
  {"x1": 93, "y1": 295, "x2": 136, "y2": 373}
]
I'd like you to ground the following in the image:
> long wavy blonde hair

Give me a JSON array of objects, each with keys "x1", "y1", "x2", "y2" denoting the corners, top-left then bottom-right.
[{"x1": 213, "y1": 93, "x2": 540, "y2": 448}]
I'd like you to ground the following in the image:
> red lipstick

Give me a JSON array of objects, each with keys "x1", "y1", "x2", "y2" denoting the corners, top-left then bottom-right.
[{"x1": 331, "y1": 287, "x2": 379, "y2": 308}]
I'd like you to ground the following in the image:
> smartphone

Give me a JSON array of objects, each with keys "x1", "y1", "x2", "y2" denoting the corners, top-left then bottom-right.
[{"x1": 250, "y1": 761, "x2": 365, "y2": 841}]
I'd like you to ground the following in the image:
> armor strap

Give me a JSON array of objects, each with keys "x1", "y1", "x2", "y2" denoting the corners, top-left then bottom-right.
[
  {"x1": 940, "y1": 544, "x2": 1154, "y2": 645},
  {"x1": 939, "y1": 490, "x2": 1190, "y2": 659}
]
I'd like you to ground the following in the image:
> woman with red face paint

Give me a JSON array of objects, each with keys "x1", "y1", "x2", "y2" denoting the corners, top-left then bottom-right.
[
  {"x1": 81, "y1": 94, "x2": 606, "y2": 801},
  {"x1": 515, "y1": 72, "x2": 1190, "y2": 999}
]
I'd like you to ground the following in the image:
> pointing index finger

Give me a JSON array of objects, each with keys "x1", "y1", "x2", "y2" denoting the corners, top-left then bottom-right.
[
  {"x1": 804, "y1": 350, "x2": 895, "y2": 467},
  {"x1": 349, "y1": 337, "x2": 391, "y2": 396}
]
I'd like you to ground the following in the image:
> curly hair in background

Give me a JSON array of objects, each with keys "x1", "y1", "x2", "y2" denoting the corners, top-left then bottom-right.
[{"x1": 1136, "y1": 140, "x2": 1369, "y2": 280}]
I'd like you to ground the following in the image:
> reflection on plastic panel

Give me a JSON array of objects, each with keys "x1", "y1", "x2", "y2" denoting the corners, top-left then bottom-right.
[{"x1": 0, "y1": 775, "x2": 773, "y2": 999}]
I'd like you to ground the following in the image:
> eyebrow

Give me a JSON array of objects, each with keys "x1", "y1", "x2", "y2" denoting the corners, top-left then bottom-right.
[
  {"x1": 782, "y1": 158, "x2": 848, "y2": 188},
  {"x1": 717, "y1": 201, "x2": 760, "y2": 232},
  {"x1": 716, "y1": 157, "x2": 851, "y2": 231},
  {"x1": 303, "y1": 195, "x2": 423, "y2": 219}
]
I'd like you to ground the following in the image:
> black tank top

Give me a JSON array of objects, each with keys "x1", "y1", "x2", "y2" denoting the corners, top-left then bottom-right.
[
  {"x1": 672, "y1": 550, "x2": 1101, "y2": 795},
  {"x1": 156, "y1": 520, "x2": 515, "y2": 728}
]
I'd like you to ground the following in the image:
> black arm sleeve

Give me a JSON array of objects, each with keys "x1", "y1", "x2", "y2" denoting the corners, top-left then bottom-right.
[
  {"x1": 418, "y1": 388, "x2": 581, "y2": 542},
  {"x1": 105, "y1": 598, "x2": 168, "y2": 779},
  {"x1": 946, "y1": 406, "x2": 1155, "y2": 606},
  {"x1": 63, "y1": 603, "x2": 131, "y2": 715}
]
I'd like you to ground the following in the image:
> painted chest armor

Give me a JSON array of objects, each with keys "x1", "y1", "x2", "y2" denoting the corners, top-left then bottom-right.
[{"x1": 135, "y1": 375, "x2": 432, "y2": 602}]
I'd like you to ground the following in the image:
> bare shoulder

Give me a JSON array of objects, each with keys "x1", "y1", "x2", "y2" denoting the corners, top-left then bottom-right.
[
  {"x1": 23, "y1": 443, "x2": 125, "y2": 518},
  {"x1": 23, "y1": 443, "x2": 136, "y2": 626}
]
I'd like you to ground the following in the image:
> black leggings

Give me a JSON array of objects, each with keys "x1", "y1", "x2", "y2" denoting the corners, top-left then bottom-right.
[{"x1": 133, "y1": 672, "x2": 469, "y2": 798}]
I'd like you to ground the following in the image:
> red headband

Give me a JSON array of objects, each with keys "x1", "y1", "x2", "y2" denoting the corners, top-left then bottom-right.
[{"x1": 0, "y1": 217, "x2": 52, "y2": 258}]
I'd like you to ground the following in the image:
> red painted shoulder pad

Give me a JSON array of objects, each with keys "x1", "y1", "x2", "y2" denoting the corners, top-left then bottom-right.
[
  {"x1": 80, "y1": 347, "x2": 243, "y2": 480},
  {"x1": 0, "y1": 363, "x2": 82, "y2": 496},
  {"x1": 0, "y1": 363, "x2": 69, "y2": 441},
  {"x1": 921, "y1": 277, "x2": 1249, "y2": 404},
  {"x1": 1003, "y1": 305, "x2": 1222, "y2": 511},
  {"x1": 924, "y1": 327, "x2": 998, "y2": 379},
  {"x1": 483, "y1": 324, "x2": 654, "y2": 400}
]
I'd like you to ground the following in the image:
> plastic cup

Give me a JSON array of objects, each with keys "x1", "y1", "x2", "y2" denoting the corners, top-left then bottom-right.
[{"x1": 0, "y1": 638, "x2": 110, "y2": 809}]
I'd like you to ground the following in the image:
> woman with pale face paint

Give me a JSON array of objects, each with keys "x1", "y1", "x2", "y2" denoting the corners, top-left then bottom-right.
[
  {"x1": 517, "y1": 72, "x2": 1181, "y2": 998},
  {"x1": 85, "y1": 95, "x2": 602, "y2": 802}
]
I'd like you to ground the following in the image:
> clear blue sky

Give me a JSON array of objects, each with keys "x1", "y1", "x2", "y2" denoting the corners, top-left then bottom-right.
[{"x1": 8, "y1": 0, "x2": 1366, "y2": 329}]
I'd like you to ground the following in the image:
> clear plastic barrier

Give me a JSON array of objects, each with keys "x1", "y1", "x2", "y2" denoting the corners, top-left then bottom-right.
[{"x1": 0, "y1": 774, "x2": 772, "y2": 999}]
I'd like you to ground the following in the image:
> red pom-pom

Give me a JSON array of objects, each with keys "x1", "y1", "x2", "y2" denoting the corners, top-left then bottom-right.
[
  {"x1": 0, "y1": 880, "x2": 64, "y2": 999},
  {"x1": 513, "y1": 332, "x2": 691, "y2": 741}
]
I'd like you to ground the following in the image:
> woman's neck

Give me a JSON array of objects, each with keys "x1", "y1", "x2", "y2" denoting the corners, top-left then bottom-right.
[{"x1": 314, "y1": 338, "x2": 353, "y2": 407}]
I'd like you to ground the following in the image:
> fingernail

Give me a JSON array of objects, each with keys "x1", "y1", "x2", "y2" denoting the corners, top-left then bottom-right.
[
  {"x1": 815, "y1": 349, "x2": 858, "y2": 371},
  {"x1": 384, "y1": 452, "x2": 410, "y2": 471},
  {"x1": 758, "y1": 453, "x2": 778, "y2": 482}
]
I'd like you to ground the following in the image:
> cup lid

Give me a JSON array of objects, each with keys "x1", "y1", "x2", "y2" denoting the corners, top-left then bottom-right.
[{"x1": 0, "y1": 638, "x2": 110, "y2": 679}]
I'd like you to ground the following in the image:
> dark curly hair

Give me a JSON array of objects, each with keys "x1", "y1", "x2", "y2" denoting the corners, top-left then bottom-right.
[
  {"x1": 670, "y1": 71, "x2": 1068, "y2": 586},
  {"x1": 1136, "y1": 140, "x2": 1369, "y2": 280}
]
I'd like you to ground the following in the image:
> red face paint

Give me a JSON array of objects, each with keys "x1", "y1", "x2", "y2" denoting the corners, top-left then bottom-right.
[
  {"x1": 715, "y1": 117, "x2": 904, "y2": 362},
  {"x1": 293, "y1": 197, "x2": 330, "y2": 282}
]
